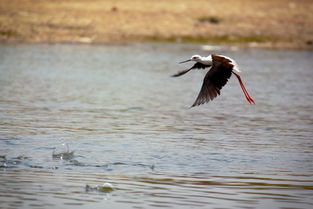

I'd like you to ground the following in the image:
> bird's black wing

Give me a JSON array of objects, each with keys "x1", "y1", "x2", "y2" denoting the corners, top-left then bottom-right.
[
  {"x1": 191, "y1": 55, "x2": 234, "y2": 107},
  {"x1": 172, "y1": 62, "x2": 209, "y2": 77}
]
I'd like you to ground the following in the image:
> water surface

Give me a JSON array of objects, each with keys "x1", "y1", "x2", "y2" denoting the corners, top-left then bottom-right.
[{"x1": 0, "y1": 43, "x2": 313, "y2": 209}]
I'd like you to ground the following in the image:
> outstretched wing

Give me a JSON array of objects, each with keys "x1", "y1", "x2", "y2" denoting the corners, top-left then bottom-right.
[
  {"x1": 191, "y1": 55, "x2": 234, "y2": 107},
  {"x1": 172, "y1": 62, "x2": 209, "y2": 77}
]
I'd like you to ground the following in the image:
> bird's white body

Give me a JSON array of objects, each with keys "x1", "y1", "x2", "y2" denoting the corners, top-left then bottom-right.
[
  {"x1": 217, "y1": 55, "x2": 241, "y2": 73},
  {"x1": 192, "y1": 55, "x2": 241, "y2": 73}
]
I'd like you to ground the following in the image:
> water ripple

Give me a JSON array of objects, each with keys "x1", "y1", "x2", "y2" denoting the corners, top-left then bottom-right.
[{"x1": 1, "y1": 44, "x2": 313, "y2": 209}]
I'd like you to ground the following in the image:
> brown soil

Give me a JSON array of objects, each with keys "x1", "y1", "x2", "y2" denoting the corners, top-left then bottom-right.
[{"x1": 1, "y1": 0, "x2": 313, "y2": 48}]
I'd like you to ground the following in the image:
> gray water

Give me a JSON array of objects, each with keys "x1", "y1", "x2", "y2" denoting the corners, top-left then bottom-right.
[{"x1": 0, "y1": 43, "x2": 312, "y2": 209}]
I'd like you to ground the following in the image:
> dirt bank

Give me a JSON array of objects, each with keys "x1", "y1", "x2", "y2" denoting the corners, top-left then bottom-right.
[{"x1": 1, "y1": 0, "x2": 312, "y2": 48}]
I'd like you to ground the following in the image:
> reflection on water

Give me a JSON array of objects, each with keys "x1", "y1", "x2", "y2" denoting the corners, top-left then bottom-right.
[{"x1": 0, "y1": 43, "x2": 313, "y2": 209}]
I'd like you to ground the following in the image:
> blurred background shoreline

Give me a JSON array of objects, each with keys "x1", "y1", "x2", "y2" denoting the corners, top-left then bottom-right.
[{"x1": 1, "y1": 0, "x2": 312, "y2": 49}]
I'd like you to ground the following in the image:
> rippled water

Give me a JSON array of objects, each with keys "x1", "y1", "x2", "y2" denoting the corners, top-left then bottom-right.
[{"x1": 0, "y1": 43, "x2": 313, "y2": 209}]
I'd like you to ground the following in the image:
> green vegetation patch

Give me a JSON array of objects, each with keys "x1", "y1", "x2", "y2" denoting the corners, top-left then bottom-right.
[
  {"x1": 197, "y1": 16, "x2": 222, "y2": 24},
  {"x1": 0, "y1": 29, "x2": 19, "y2": 38},
  {"x1": 146, "y1": 34, "x2": 280, "y2": 44}
]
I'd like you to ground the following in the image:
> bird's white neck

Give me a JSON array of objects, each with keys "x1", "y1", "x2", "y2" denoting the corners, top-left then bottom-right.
[{"x1": 198, "y1": 56, "x2": 213, "y2": 65}]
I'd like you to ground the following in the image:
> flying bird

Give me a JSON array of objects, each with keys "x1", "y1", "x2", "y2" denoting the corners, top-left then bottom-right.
[{"x1": 172, "y1": 54, "x2": 255, "y2": 107}]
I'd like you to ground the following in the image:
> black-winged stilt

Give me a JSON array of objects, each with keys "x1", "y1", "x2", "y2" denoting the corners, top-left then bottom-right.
[{"x1": 172, "y1": 54, "x2": 255, "y2": 107}]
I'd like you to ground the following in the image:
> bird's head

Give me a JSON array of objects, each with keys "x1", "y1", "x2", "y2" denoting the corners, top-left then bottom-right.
[{"x1": 179, "y1": 55, "x2": 202, "y2": 63}]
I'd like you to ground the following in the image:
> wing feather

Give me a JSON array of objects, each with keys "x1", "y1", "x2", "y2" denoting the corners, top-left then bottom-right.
[
  {"x1": 191, "y1": 55, "x2": 234, "y2": 107},
  {"x1": 172, "y1": 62, "x2": 210, "y2": 77}
]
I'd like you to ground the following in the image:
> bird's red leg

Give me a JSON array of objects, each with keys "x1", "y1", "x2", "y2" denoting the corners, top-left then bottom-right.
[
  {"x1": 232, "y1": 72, "x2": 255, "y2": 104},
  {"x1": 236, "y1": 76, "x2": 254, "y2": 104},
  {"x1": 236, "y1": 75, "x2": 255, "y2": 104}
]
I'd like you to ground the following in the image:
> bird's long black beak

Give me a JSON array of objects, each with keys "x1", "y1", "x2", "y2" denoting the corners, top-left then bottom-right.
[{"x1": 179, "y1": 59, "x2": 191, "y2": 64}]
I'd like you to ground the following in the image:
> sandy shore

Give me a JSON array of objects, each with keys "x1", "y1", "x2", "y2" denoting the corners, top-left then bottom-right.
[{"x1": 1, "y1": 0, "x2": 313, "y2": 48}]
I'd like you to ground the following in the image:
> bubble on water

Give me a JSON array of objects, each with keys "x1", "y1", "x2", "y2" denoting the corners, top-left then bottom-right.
[
  {"x1": 52, "y1": 143, "x2": 74, "y2": 160},
  {"x1": 86, "y1": 182, "x2": 114, "y2": 193},
  {"x1": 98, "y1": 183, "x2": 114, "y2": 192}
]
